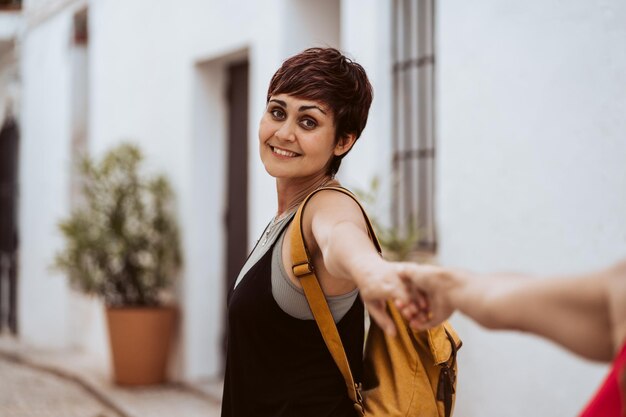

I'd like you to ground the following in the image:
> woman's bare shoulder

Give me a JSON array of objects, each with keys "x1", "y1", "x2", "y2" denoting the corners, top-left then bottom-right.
[
  {"x1": 304, "y1": 187, "x2": 364, "y2": 219},
  {"x1": 300, "y1": 187, "x2": 369, "y2": 252}
]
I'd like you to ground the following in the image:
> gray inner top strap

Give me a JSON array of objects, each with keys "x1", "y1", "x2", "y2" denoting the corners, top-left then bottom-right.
[
  {"x1": 233, "y1": 212, "x2": 358, "y2": 323},
  {"x1": 233, "y1": 212, "x2": 295, "y2": 289},
  {"x1": 271, "y1": 228, "x2": 358, "y2": 323}
]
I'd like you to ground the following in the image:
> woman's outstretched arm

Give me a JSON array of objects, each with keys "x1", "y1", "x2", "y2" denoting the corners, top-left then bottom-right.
[{"x1": 298, "y1": 190, "x2": 413, "y2": 336}]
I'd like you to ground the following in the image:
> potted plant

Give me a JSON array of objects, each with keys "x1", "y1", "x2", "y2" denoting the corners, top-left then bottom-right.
[{"x1": 54, "y1": 143, "x2": 182, "y2": 385}]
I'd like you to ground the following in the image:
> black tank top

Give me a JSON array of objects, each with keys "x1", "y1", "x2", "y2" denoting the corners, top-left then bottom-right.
[{"x1": 222, "y1": 226, "x2": 364, "y2": 417}]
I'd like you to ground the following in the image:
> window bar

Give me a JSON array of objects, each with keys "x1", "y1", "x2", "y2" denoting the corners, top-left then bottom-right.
[
  {"x1": 411, "y1": 0, "x2": 421, "y2": 234},
  {"x1": 417, "y1": 0, "x2": 428, "y2": 248},
  {"x1": 402, "y1": 0, "x2": 413, "y2": 234},
  {"x1": 392, "y1": 0, "x2": 405, "y2": 231},
  {"x1": 429, "y1": 0, "x2": 437, "y2": 250},
  {"x1": 419, "y1": 0, "x2": 436, "y2": 249}
]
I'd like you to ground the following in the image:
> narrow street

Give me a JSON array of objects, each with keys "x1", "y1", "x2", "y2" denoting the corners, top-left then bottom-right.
[
  {"x1": 0, "y1": 335, "x2": 222, "y2": 417},
  {"x1": 0, "y1": 356, "x2": 122, "y2": 417}
]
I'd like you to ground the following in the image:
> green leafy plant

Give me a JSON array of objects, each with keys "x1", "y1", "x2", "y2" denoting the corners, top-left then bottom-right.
[
  {"x1": 354, "y1": 177, "x2": 422, "y2": 262},
  {"x1": 54, "y1": 143, "x2": 182, "y2": 307}
]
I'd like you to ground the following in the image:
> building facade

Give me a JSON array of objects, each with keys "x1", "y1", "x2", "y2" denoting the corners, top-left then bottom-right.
[{"x1": 3, "y1": 1, "x2": 626, "y2": 416}]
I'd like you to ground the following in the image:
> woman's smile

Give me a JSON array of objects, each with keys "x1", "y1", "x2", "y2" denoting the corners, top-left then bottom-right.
[{"x1": 269, "y1": 145, "x2": 301, "y2": 158}]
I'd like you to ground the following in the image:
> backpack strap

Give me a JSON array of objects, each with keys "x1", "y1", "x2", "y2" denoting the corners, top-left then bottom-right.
[{"x1": 290, "y1": 186, "x2": 379, "y2": 415}]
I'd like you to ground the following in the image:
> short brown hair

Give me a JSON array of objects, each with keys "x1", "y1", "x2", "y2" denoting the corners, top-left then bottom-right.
[{"x1": 267, "y1": 47, "x2": 373, "y2": 177}]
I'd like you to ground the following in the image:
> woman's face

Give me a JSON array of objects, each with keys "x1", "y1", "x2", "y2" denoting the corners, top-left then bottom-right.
[{"x1": 259, "y1": 94, "x2": 345, "y2": 180}]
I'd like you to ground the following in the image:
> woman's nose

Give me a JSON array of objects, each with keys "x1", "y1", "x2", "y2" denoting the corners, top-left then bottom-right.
[{"x1": 274, "y1": 121, "x2": 296, "y2": 142}]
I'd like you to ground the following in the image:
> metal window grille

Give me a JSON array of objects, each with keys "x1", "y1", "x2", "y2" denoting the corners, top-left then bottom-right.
[{"x1": 391, "y1": 0, "x2": 436, "y2": 251}]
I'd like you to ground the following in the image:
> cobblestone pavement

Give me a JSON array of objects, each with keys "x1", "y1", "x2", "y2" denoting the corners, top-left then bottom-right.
[
  {"x1": 0, "y1": 336, "x2": 222, "y2": 417},
  {"x1": 0, "y1": 356, "x2": 121, "y2": 417}
]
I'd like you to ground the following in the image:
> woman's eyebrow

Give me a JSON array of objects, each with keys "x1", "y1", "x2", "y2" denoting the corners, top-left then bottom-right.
[
  {"x1": 299, "y1": 105, "x2": 326, "y2": 115},
  {"x1": 269, "y1": 99, "x2": 287, "y2": 107},
  {"x1": 268, "y1": 99, "x2": 326, "y2": 115}
]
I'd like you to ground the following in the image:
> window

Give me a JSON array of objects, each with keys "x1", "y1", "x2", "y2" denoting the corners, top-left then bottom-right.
[{"x1": 391, "y1": 0, "x2": 436, "y2": 251}]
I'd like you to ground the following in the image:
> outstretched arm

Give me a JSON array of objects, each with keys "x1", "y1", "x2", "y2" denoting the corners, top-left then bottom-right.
[
  {"x1": 399, "y1": 261, "x2": 626, "y2": 362},
  {"x1": 300, "y1": 190, "x2": 413, "y2": 336}
]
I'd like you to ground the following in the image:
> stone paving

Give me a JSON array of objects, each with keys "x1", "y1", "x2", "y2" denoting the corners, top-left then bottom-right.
[
  {"x1": 0, "y1": 356, "x2": 120, "y2": 417},
  {"x1": 0, "y1": 336, "x2": 222, "y2": 417}
]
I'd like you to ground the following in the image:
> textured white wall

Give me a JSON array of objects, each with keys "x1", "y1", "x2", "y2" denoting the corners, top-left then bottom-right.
[
  {"x1": 437, "y1": 2, "x2": 626, "y2": 416},
  {"x1": 19, "y1": 1, "x2": 109, "y2": 361},
  {"x1": 0, "y1": 11, "x2": 21, "y2": 40},
  {"x1": 339, "y1": 0, "x2": 393, "y2": 199},
  {"x1": 283, "y1": 0, "x2": 340, "y2": 57},
  {"x1": 18, "y1": 9, "x2": 74, "y2": 348}
]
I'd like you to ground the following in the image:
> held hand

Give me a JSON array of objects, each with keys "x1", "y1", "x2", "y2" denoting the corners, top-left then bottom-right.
[
  {"x1": 396, "y1": 263, "x2": 460, "y2": 330},
  {"x1": 356, "y1": 261, "x2": 415, "y2": 337}
]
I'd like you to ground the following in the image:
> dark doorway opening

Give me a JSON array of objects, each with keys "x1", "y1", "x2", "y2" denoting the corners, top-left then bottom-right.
[
  {"x1": 0, "y1": 116, "x2": 19, "y2": 335},
  {"x1": 222, "y1": 61, "x2": 249, "y2": 357}
]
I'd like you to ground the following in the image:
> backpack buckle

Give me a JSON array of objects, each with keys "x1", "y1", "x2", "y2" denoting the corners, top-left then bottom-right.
[
  {"x1": 292, "y1": 261, "x2": 314, "y2": 278},
  {"x1": 353, "y1": 383, "x2": 365, "y2": 416}
]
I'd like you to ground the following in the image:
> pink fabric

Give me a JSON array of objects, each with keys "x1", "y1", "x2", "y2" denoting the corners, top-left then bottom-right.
[{"x1": 579, "y1": 342, "x2": 626, "y2": 417}]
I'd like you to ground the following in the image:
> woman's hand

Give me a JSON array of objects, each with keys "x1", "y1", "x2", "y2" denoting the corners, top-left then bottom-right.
[
  {"x1": 396, "y1": 263, "x2": 462, "y2": 330},
  {"x1": 354, "y1": 260, "x2": 418, "y2": 336}
]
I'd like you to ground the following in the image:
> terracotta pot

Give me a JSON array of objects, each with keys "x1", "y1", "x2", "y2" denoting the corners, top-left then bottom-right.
[{"x1": 106, "y1": 306, "x2": 176, "y2": 385}]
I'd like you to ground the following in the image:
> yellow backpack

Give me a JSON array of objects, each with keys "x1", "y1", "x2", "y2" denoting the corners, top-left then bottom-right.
[{"x1": 290, "y1": 186, "x2": 462, "y2": 417}]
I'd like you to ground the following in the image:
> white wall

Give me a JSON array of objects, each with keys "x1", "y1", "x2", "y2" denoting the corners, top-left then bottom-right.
[
  {"x1": 339, "y1": 0, "x2": 393, "y2": 202},
  {"x1": 18, "y1": 8, "x2": 74, "y2": 348},
  {"x1": 283, "y1": 0, "x2": 340, "y2": 57},
  {"x1": 437, "y1": 2, "x2": 626, "y2": 416},
  {"x1": 18, "y1": 1, "x2": 110, "y2": 361},
  {"x1": 0, "y1": 10, "x2": 21, "y2": 41}
]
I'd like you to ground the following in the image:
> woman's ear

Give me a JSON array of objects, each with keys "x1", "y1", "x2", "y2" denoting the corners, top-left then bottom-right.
[{"x1": 334, "y1": 133, "x2": 357, "y2": 157}]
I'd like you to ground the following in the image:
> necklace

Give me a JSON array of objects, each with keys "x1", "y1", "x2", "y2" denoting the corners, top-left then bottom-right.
[
  {"x1": 260, "y1": 178, "x2": 337, "y2": 246},
  {"x1": 261, "y1": 209, "x2": 295, "y2": 246}
]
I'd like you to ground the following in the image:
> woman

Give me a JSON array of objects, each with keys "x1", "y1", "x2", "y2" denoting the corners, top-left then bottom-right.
[
  {"x1": 222, "y1": 48, "x2": 410, "y2": 417},
  {"x1": 398, "y1": 260, "x2": 626, "y2": 416}
]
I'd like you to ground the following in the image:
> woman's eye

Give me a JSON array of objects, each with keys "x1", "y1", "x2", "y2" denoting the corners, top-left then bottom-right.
[
  {"x1": 270, "y1": 108, "x2": 285, "y2": 119},
  {"x1": 300, "y1": 118, "x2": 317, "y2": 129}
]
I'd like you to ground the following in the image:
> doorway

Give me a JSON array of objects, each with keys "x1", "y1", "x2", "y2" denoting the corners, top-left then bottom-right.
[
  {"x1": 0, "y1": 116, "x2": 19, "y2": 335},
  {"x1": 222, "y1": 61, "x2": 249, "y2": 356},
  {"x1": 224, "y1": 61, "x2": 249, "y2": 298}
]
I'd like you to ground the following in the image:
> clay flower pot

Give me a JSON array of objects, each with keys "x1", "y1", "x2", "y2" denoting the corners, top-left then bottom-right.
[{"x1": 106, "y1": 306, "x2": 177, "y2": 385}]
